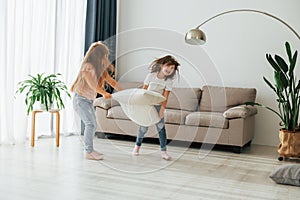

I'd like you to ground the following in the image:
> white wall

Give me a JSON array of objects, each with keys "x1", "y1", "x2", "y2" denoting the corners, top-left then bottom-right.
[{"x1": 116, "y1": 0, "x2": 300, "y2": 146}]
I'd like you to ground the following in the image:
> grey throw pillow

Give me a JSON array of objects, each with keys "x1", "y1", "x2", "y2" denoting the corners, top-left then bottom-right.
[{"x1": 269, "y1": 164, "x2": 300, "y2": 186}]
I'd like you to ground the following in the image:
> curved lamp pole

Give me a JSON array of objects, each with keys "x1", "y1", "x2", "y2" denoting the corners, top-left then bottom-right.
[{"x1": 185, "y1": 9, "x2": 300, "y2": 45}]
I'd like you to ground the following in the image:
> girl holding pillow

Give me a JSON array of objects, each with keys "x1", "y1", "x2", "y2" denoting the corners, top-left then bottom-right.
[
  {"x1": 132, "y1": 55, "x2": 180, "y2": 160},
  {"x1": 71, "y1": 42, "x2": 122, "y2": 161}
]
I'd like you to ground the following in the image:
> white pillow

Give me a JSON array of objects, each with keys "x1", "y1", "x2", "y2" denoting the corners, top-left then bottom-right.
[
  {"x1": 112, "y1": 88, "x2": 165, "y2": 105},
  {"x1": 112, "y1": 88, "x2": 166, "y2": 126}
]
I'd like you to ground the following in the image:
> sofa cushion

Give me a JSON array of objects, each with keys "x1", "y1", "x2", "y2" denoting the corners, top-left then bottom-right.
[
  {"x1": 166, "y1": 88, "x2": 201, "y2": 112},
  {"x1": 199, "y1": 85, "x2": 257, "y2": 112},
  {"x1": 223, "y1": 105, "x2": 258, "y2": 119},
  {"x1": 185, "y1": 112, "x2": 229, "y2": 129},
  {"x1": 164, "y1": 109, "x2": 191, "y2": 125}
]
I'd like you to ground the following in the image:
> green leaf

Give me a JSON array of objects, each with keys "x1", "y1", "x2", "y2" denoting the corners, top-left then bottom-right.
[
  {"x1": 279, "y1": 71, "x2": 289, "y2": 89},
  {"x1": 275, "y1": 55, "x2": 288, "y2": 73},
  {"x1": 289, "y1": 50, "x2": 298, "y2": 76},
  {"x1": 245, "y1": 101, "x2": 284, "y2": 122},
  {"x1": 285, "y1": 41, "x2": 292, "y2": 62},
  {"x1": 263, "y1": 76, "x2": 276, "y2": 93},
  {"x1": 266, "y1": 54, "x2": 281, "y2": 72},
  {"x1": 296, "y1": 80, "x2": 300, "y2": 90},
  {"x1": 274, "y1": 71, "x2": 282, "y2": 91}
]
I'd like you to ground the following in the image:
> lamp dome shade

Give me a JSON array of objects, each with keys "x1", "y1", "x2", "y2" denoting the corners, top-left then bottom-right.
[{"x1": 185, "y1": 29, "x2": 206, "y2": 45}]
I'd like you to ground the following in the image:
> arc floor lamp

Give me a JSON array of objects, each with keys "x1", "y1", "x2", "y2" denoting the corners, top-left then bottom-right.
[{"x1": 185, "y1": 9, "x2": 300, "y2": 45}]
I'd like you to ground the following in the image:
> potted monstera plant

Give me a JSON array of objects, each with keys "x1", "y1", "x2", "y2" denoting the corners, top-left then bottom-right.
[
  {"x1": 246, "y1": 41, "x2": 300, "y2": 161},
  {"x1": 15, "y1": 73, "x2": 71, "y2": 114}
]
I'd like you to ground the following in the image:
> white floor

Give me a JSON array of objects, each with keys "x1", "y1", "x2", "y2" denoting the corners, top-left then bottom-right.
[{"x1": 0, "y1": 135, "x2": 299, "y2": 200}]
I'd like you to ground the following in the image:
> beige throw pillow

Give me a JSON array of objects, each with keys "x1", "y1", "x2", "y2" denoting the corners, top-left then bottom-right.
[{"x1": 223, "y1": 105, "x2": 257, "y2": 119}]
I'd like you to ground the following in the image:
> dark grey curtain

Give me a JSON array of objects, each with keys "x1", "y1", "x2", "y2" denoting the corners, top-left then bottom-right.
[
  {"x1": 82, "y1": 0, "x2": 117, "y2": 135},
  {"x1": 84, "y1": 0, "x2": 117, "y2": 60}
]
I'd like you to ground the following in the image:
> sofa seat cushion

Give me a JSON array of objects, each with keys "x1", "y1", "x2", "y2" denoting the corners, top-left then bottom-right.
[
  {"x1": 107, "y1": 106, "x2": 129, "y2": 120},
  {"x1": 185, "y1": 112, "x2": 229, "y2": 129},
  {"x1": 166, "y1": 88, "x2": 201, "y2": 112},
  {"x1": 164, "y1": 109, "x2": 191, "y2": 125}
]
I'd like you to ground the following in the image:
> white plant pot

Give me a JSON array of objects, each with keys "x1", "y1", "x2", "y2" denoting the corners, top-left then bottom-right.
[{"x1": 35, "y1": 102, "x2": 53, "y2": 111}]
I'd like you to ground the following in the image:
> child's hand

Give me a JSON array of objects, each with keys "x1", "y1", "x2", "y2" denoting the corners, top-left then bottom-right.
[
  {"x1": 103, "y1": 93, "x2": 112, "y2": 99},
  {"x1": 159, "y1": 107, "x2": 165, "y2": 118}
]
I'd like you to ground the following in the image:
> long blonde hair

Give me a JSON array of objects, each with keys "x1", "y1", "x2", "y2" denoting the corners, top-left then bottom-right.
[{"x1": 71, "y1": 42, "x2": 115, "y2": 92}]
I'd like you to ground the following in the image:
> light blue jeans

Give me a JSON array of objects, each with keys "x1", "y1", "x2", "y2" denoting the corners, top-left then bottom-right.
[
  {"x1": 73, "y1": 93, "x2": 97, "y2": 153},
  {"x1": 136, "y1": 105, "x2": 167, "y2": 151}
]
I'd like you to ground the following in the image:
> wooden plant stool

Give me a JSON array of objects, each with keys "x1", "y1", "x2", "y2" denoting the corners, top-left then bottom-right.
[{"x1": 31, "y1": 109, "x2": 60, "y2": 147}]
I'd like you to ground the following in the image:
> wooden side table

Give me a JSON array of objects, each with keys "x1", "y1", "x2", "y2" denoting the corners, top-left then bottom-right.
[{"x1": 31, "y1": 109, "x2": 60, "y2": 147}]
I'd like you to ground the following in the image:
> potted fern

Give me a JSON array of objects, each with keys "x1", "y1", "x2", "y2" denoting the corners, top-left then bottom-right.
[
  {"x1": 15, "y1": 73, "x2": 71, "y2": 114},
  {"x1": 246, "y1": 41, "x2": 300, "y2": 160}
]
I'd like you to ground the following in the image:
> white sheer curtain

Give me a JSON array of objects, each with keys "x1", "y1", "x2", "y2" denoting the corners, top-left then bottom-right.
[{"x1": 0, "y1": 0, "x2": 86, "y2": 144}]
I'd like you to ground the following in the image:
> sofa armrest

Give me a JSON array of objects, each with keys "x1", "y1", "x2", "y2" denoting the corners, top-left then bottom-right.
[
  {"x1": 223, "y1": 105, "x2": 257, "y2": 119},
  {"x1": 93, "y1": 97, "x2": 118, "y2": 110}
]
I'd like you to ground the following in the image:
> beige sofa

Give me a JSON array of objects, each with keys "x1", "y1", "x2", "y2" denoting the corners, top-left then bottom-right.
[{"x1": 93, "y1": 82, "x2": 257, "y2": 153}]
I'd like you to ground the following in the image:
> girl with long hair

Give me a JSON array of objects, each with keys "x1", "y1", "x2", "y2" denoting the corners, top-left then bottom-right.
[{"x1": 71, "y1": 42, "x2": 122, "y2": 160}]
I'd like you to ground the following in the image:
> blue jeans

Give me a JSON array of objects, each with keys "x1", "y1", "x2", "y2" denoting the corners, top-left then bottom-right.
[
  {"x1": 73, "y1": 93, "x2": 97, "y2": 153},
  {"x1": 136, "y1": 105, "x2": 167, "y2": 151}
]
